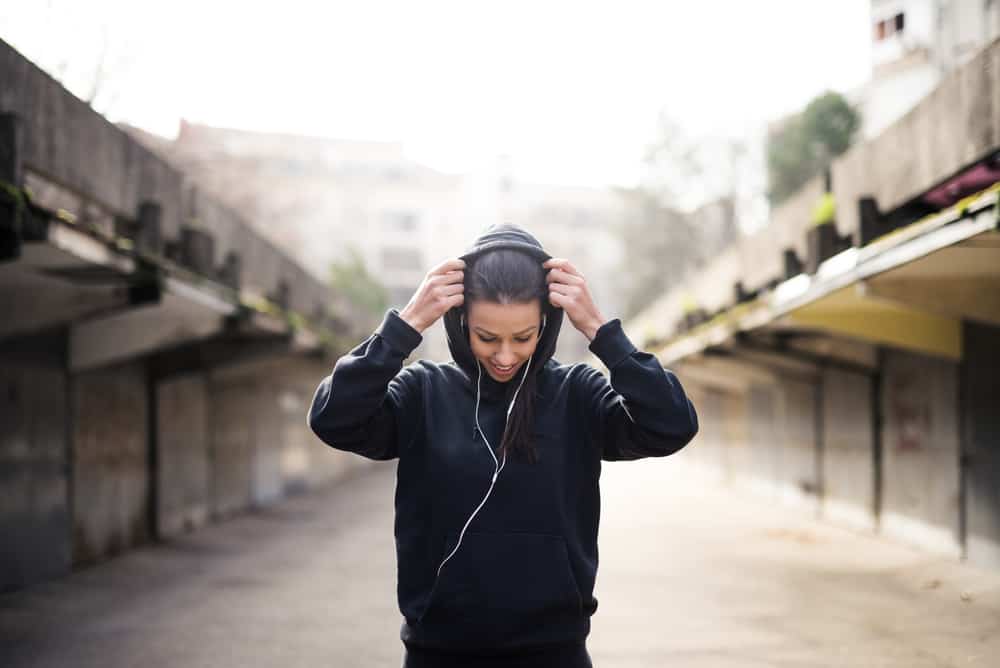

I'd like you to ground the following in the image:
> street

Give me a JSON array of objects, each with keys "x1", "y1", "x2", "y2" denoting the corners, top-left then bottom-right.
[{"x1": 2, "y1": 457, "x2": 997, "y2": 667}]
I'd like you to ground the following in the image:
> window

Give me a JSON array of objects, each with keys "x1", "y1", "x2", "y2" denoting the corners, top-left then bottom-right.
[
  {"x1": 381, "y1": 211, "x2": 419, "y2": 232},
  {"x1": 873, "y1": 13, "x2": 904, "y2": 41}
]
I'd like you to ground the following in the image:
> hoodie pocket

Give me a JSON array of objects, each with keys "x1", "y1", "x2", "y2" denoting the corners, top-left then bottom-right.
[{"x1": 417, "y1": 531, "x2": 584, "y2": 646}]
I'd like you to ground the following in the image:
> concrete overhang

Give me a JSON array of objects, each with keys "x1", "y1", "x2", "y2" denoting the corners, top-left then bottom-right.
[
  {"x1": 0, "y1": 218, "x2": 143, "y2": 341},
  {"x1": 70, "y1": 273, "x2": 329, "y2": 372},
  {"x1": 69, "y1": 275, "x2": 237, "y2": 372},
  {"x1": 652, "y1": 187, "x2": 999, "y2": 367},
  {"x1": 2, "y1": 215, "x2": 332, "y2": 369}
]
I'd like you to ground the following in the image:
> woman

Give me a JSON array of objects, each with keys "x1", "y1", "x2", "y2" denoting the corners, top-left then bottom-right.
[{"x1": 308, "y1": 224, "x2": 699, "y2": 667}]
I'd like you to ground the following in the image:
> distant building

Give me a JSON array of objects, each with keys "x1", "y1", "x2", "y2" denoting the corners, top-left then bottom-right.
[
  {"x1": 500, "y1": 180, "x2": 628, "y2": 364},
  {"x1": 855, "y1": 0, "x2": 1000, "y2": 138},
  {"x1": 128, "y1": 121, "x2": 469, "y2": 360},
  {"x1": 126, "y1": 123, "x2": 634, "y2": 364}
]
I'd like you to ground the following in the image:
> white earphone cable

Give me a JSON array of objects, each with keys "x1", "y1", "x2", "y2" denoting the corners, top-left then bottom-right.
[{"x1": 434, "y1": 352, "x2": 533, "y2": 578}]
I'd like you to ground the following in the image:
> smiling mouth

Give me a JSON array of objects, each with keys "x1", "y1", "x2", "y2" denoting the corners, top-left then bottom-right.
[{"x1": 490, "y1": 361, "x2": 517, "y2": 376}]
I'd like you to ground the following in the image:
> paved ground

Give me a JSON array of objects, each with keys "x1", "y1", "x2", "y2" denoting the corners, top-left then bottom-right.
[{"x1": 2, "y1": 458, "x2": 998, "y2": 667}]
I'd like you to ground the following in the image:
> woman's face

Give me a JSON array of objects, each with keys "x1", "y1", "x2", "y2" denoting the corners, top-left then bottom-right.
[{"x1": 466, "y1": 299, "x2": 543, "y2": 382}]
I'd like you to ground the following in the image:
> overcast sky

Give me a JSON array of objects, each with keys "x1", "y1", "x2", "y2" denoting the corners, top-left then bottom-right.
[{"x1": 1, "y1": 0, "x2": 873, "y2": 188}]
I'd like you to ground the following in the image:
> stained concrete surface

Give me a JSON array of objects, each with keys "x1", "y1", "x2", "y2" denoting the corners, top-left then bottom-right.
[{"x1": 1, "y1": 458, "x2": 998, "y2": 667}]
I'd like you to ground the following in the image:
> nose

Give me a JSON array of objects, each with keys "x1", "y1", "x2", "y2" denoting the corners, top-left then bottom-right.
[{"x1": 495, "y1": 343, "x2": 518, "y2": 367}]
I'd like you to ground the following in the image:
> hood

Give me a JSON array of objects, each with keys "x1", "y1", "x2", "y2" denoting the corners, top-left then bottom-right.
[{"x1": 443, "y1": 225, "x2": 563, "y2": 397}]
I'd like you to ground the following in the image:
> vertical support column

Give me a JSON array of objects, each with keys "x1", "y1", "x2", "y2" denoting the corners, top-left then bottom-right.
[
  {"x1": 960, "y1": 320, "x2": 1000, "y2": 567},
  {"x1": 129, "y1": 201, "x2": 164, "y2": 307},
  {"x1": 0, "y1": 112, "x2": 23, "y2": 186},
  {"x1": 958, "y1": 344, "x2": 968, "y2": 560},
  {"x1": 0, "y1": 112, "x2": 25, "y2": 261},
  {"x1": 814, "y1": 365, "x2": 826, "y2": 521},
  {"x1": 871, "y1": 347, "x2": 885, "y2": 530},
  {"x1": 136, "y1": 200, "x2": 164, "y2": 256},
  {"x1": 857, "y1": 197, "x2": 883, "y2": 247}
]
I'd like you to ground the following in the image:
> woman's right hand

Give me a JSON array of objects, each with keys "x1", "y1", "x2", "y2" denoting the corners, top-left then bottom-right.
[{"x1": 398, "y1": 258, "x2": 465, "y2": 333}]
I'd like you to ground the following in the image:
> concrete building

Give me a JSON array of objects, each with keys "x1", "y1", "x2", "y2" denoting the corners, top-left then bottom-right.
[
  {"x1": 0, "y1": 38, "x2": 370, "y2": 593},
  {"x1": 138, "y1": 126, "x2": 638, "y2": 364},
  {"x1": 854, "y1": 0, "x2": 1000, "y2": 139},
  {"x1": 627, "y1": 37, "x2": 1000, "y2": 568},
  {"x1": 127, "y1": 121, "x2": 471, "y2": 361}
]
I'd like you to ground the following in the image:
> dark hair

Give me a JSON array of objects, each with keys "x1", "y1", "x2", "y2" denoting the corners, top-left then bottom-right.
[{"x1": 464, "y1": 248, "x2": 547, "y2": 464}]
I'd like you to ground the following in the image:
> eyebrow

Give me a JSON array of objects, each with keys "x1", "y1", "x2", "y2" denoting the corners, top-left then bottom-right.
[{"x1": 473, "y1": 325, "x2": 537, "y2": 337}]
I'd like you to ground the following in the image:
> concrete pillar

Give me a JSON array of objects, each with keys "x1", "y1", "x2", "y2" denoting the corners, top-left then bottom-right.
[
  {"x1": 136, "y1": 201, "x2": 164, "y2": 256},
  {"x1": 963, "y1": 320, "x2": 1000, "y2": 567},
  {"x1": 0, "y1": 112, "x2": 22, "y2": 186},
  {"x1": 179, "y1": 226, "x2": 215, "y2": 275},
  {"x1": 219, "y1": 251, "x2": 242, "y2": 291},
  {"x1": 1, "y1": 113, "x2": 24, "y2": 261}
]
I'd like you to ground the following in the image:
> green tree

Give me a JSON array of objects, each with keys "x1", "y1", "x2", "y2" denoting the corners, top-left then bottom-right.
[
  {"x1": 767, "y1": 91, "x2": 861, "y2": 205},
  {"x1": 328, "y1": 246, "x2": 389, "y2": 339}
]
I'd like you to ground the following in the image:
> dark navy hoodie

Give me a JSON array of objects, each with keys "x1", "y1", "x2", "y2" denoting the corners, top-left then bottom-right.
[{"x1": 307, "y1": 227, "x2": 699, "y2": 656}]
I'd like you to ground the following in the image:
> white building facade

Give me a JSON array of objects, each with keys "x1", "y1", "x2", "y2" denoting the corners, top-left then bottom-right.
[{"x1": 856, "y1": 0, "x2": 1000, "y2": 138}]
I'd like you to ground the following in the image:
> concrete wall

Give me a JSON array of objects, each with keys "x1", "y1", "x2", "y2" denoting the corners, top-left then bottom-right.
[
  {"x1": 963, "y1": 320, "x2": 1000, "y2": 568},
  {"x1": 678, "y1": 359, "x2": 876, "y2": 528},
  {"x1": 154, "y1": 356, "x2": 365, "y2": 535},
  {"x1": 0, "y1": 37, "x2": 331, "y2": 320},
  {"x1": 207, "y1": 376, "x2": 255, "y2": 519},
  {"x1": 71, "y1": 361, "x2": 149, "y2": 565},
  {"x1": 821, "y1": 368, "x2": 876, "y2": 531},
  {"x1": 156, "y1": 372, "x2": 210, "y2": 537},
  {"x1": 746, "y1": 383, "x2": 780, "y2": 490},
  {"x1": 778, "y1": 376, "x2": 821, "y2": 509},
  {"x1": 0, "y1": 38, "x2": 365, "y2": 592},
  {"x1": 675, "y1": 340, "x2": 982, "y2": 563},
  {"x1": 0, "y1": 329, "x2": 71, "y2": 592},
  {"x1": 0, "y1": 338, "x2": 371, "y2": 592},
  {"x1": 208, "y1": 355, "x2": 369, "y2": 506},
  {"x1": 635, "y1": 39, "x2": 1000, "y2": 353},
  {"x1": 881, "y1": 349, "x2": 961, "y2": 557},
  {"x1": 833, "y1": 38, "x2": 1000, "y2": 239},
  {"x1": 741, "y1": 176, "x2": 825, "y2": 291},
  {"x1": 674, "y1": 382, "x2": 730, "y2": 482},
  {"x1": 674, "y1": 363, "x2": 822, "y2": 515}
]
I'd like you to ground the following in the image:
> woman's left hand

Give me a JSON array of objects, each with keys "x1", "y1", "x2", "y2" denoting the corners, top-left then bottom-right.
[{"x1": 543, "y1": 258, "x2": 607, "y2": 341}]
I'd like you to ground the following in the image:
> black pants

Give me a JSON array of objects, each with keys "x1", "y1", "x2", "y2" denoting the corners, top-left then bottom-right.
[{"x1": 402, "y1": 640, "x2": 593, "y2": 668}]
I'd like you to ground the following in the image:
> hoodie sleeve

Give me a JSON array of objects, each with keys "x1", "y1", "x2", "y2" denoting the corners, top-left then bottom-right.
[
  {"x1": 581, "y1": 318, "x2": 699, "y2": 462},
  {"x1": 307, "y1": 308, "x2": 424, "y2": 461}
]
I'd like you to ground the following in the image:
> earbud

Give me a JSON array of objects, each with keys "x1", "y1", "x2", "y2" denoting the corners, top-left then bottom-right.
[{"x1": 539, "y1": 313, "x2": 547, "y2": 335}]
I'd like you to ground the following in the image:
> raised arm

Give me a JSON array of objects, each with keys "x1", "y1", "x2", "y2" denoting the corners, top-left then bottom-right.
[
  {"x1": 308, "y1": 257, "x2": 465, "y2": 460},
  {"x1": 307, "y1": 308, "x2": 424, "y2": 460},
  {"x1": 583, "y1": 318, "x2": 698, "y2": 461},
  {"x1": 541, "y1": 256, "x2": 697, "y2": 462}
]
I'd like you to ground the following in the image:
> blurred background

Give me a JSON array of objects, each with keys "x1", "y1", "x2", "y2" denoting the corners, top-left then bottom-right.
[{"x1": 2, "y1": 1, "x2": 999, "y2": 666}]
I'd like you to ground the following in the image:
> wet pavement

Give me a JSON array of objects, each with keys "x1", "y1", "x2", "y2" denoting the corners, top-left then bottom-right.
[{"x1": 1, "y1": 457, "x2": 998, "y2": 667}]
